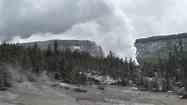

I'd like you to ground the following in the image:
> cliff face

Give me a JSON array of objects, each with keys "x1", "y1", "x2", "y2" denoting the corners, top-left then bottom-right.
[
  {"x1": 135, "y1": 33, "x2": 187, "y2": 64},
  {"x1": 19, "y1": 40, "x2": 104, "y2": 57}
]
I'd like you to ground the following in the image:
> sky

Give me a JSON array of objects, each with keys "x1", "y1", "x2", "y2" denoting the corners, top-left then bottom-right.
[{"x1": 1, "y1": 0, "x2": 187, "y2": 58}]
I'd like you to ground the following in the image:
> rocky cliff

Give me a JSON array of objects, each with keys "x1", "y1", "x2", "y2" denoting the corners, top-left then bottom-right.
[
  {"x1": 135, "y1": 33, "x2": 187, "y2": 64},
  {"x1": 19, "y1": 40, "x2": 104, "y2": 57}
]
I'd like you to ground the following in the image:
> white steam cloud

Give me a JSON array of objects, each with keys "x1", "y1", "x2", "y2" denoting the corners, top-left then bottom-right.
[{"x1": 1, "y1": 0, "x2": 187, "y2": 58}]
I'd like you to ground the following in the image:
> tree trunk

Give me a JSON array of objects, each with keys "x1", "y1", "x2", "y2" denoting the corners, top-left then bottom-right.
[{"x1": 184, "y1": 69, "x2": 187, "y2": 91}]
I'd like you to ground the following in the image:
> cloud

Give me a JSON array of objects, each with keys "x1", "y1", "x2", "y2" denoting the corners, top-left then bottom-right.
[
  {"x1": 0, "y1": 0, "x2": 111, "y2": 39},
  {"x1": 2, "y1": 0, "x2": 187, "y2": 58}
]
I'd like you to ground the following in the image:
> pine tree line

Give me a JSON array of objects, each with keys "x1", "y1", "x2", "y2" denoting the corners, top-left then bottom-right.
[
  {"x1": 139, "y1": 39, "x2": 187, "y2": 92},
  {"x1": 0, "y1": 41, "x2": 136, "y2": 88}
]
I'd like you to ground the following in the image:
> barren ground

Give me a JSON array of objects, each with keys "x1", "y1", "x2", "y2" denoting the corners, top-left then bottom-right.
[{"x1": 0, "y1": 82, "x2": 186, "y2": 105}]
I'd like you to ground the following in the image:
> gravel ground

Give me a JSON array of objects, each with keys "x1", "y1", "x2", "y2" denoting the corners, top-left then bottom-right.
[{"x1": 0, "y1": 83, "x2": 186, "y2": 105}]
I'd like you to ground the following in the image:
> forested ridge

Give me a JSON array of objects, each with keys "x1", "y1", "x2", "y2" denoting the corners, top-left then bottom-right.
[
  {"x1": 0, "y1": 41, "x2": 136, "y2": 88},
  {"x1": 0, "y1": 40, "x2": 187, "y2": 96}
]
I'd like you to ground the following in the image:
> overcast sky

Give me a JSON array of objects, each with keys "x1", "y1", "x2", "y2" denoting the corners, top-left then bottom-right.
[{"x1": 1, "y1": 0, "x2": 187, "y2": 58}]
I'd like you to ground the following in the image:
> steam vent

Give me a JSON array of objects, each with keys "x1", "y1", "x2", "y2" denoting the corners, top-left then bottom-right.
[{"x1": 135, "y1": 33, "x2": 187, "y2": 64}]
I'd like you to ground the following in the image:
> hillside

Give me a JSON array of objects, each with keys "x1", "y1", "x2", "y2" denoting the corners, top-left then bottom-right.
[
  {"x1": 18, "y1": 40, "x2": 104, "y2": 57},
  {"x1": 135, "y1": 33, "x2": 187, "y2": 64}
]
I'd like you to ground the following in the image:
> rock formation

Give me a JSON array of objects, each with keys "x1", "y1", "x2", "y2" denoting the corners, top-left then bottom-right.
[{"x1": 135, "y1": 33, "x2": 187, "y2": 64}]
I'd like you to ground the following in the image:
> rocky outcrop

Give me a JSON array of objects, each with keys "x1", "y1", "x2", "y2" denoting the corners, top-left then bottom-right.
[
  {"x1": 135, "y1": 33, "x2": 187, "y2": 64},
  {"x1": 19, "y1": 40, "x2": 104, "y2": 57}
]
